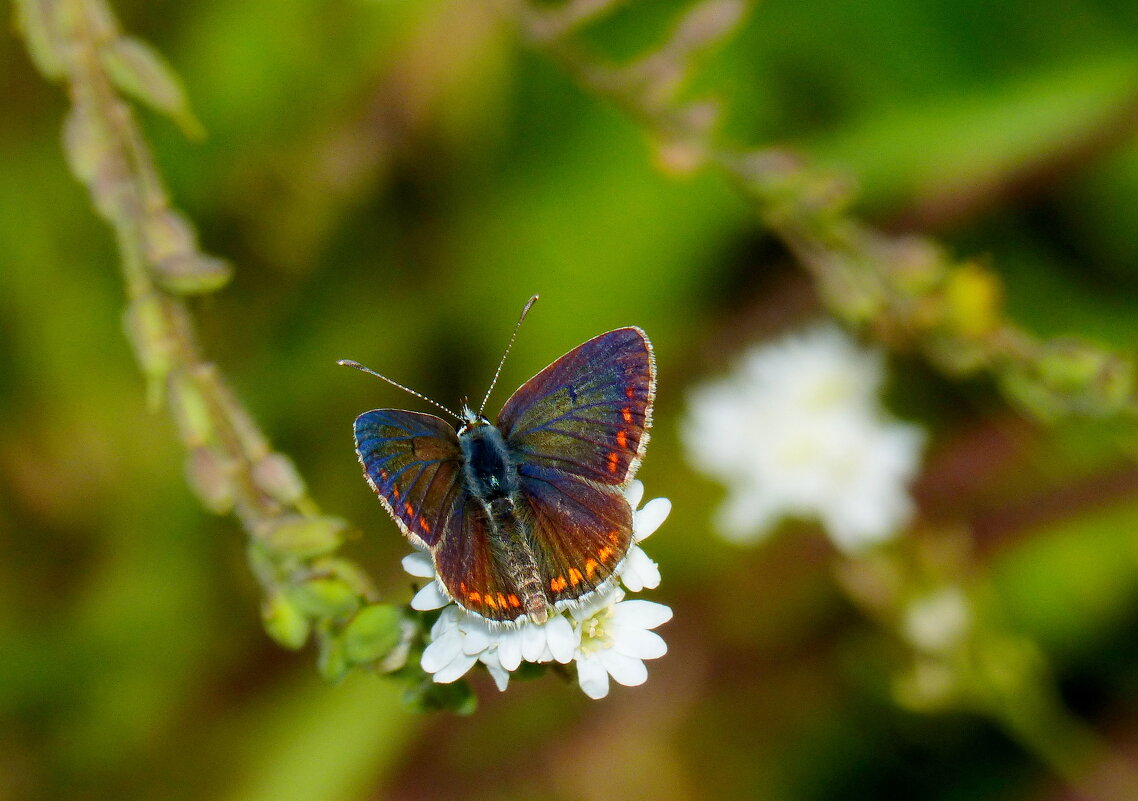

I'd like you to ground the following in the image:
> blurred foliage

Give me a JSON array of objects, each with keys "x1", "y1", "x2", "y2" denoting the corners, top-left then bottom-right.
[{"x1": 4, "y1": 0, "x2": 1138, "y2": 800}]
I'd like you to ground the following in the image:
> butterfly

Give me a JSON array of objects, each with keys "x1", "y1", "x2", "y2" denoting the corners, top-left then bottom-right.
[{"x1": 340, "y1": 297, "x2": 655, "y2": 625}]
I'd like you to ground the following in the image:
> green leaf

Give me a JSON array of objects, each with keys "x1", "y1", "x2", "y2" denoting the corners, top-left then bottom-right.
[{"x1": 402, "y1": 676, "x2": 476, "y2": 715}]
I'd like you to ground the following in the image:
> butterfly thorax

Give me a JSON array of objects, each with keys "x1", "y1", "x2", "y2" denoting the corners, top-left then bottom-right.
[{"x1": 457, "y1": 417, "x2": 518, "y2": 502}]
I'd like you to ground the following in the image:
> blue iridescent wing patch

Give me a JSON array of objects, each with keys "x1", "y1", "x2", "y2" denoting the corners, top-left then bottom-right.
[{"x1": 353, "y1": 410, "x2": 463, "y2": 550}]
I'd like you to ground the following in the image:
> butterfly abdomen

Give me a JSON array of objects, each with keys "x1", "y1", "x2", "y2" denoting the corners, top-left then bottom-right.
[{"x1": 484, "y1": 496, "x2": 549, "y2": 623}]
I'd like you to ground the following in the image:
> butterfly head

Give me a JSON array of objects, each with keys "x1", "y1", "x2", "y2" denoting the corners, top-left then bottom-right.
[{"x1": 457, "y1": 402, "x2": 490, "y2": 436}]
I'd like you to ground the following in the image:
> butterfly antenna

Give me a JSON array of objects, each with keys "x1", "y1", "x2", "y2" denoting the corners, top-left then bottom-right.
[
  {"x1": 478, "y1": 294, "x2": 539, "y2": 416},
  {"x1": 337, "y1": 360, "x2": 463, "y2": 422}
]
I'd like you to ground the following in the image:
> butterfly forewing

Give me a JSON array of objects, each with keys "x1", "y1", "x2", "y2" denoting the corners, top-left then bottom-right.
[
  {"x1": 497, "y1": 327, "x2": 655, "y2": 487},
  {"x1": 353, "y1": 410, "x2": 464, "y2": 549}
]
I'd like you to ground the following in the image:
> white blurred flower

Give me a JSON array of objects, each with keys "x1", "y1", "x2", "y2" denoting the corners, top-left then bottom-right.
[
  {"x1": 409, "y1": 480, "x2": 671, "y2": 697},
  {"x1": 683, "y1": 323, "x2": 925, "y2": 552}
]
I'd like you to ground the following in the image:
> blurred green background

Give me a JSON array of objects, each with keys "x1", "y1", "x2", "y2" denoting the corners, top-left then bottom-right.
[{"x1": 4, "y1": 0, "x2": 1138, "y2": 799}]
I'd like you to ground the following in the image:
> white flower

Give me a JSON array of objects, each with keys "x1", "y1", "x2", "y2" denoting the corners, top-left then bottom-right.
[
  {"x1": 570, "y1": 590, "x2": 672, "y2": 700},
  {"x1": 408, "y1": 480, "x2": 672, "y2": 698},
  {"x1": 683, "y1": 323, "x2": 925, "y2": 552}
]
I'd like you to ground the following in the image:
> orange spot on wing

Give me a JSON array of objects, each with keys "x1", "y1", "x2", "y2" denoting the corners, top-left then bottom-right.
[
  {"x1": 568, "y1": 568, "x2": 583, "y2": 587},
  {"x1": 585, "y1": 558, "x2": 599, "y2": 578},
  {"x1": 468, "y1": 591, "x2": 482, "y2": 604},
  {"x1": 404, "y1": 501, "x2": 414, "y2": 516},
  {"x1": 551, "y1": 576, "x2": 568, "y2": 593},
  {"x1": 616, "y1": 430, "x2": 628, "y2": 449},
  {"x1": 625, "y1": 386, "x2": 635, "y2": 399},
  {"x1": 379, "y1": 469, "x2": 388, "y2": 479},
  {"x1": 459, "y1": 582, "x2": 467, "y2": 593},
  {"x1": 608, "y1": 531, "x2": 620, "y2": 543},
  {"x1": 508, "y1": 594, "x2": 521, "y2": 608},
  {"x1": 420, "y1": 517, "x2": 430, "y2": 533},
  {"x1": 607, "y1": 452, "x2": 620, "y2": 473},
  {"x1": 484, "y1": 594, "x2": 499, "y2": 610},
  {"x1": 621, "y1": 407, "x2": 632, "y2": 423},
  {"x1": 392, "y1": 486, "x2": 401, "y2": 499},
  {"x1": 598, "y1": 546, "x2": 613, "y2": 561}
]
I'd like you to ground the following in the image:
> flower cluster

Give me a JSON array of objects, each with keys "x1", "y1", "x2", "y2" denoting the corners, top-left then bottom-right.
[
  {"x1": 682, "y1": 323, "x2": 925, "y2": 552},
  {"x1": 405, "y1": 481, "x2": 672, "y2": 699}
]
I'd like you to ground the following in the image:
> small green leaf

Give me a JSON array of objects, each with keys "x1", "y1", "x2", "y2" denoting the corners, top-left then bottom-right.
[
  {"x1": 402, "y1": 676, "x2": 477, "y2": 715},
  {"x1": 342, "y1": 605, "x2": 404, "y2": 665},
  {"x1": 99, "y1": 36, "x2": 204, "y2": 138}
]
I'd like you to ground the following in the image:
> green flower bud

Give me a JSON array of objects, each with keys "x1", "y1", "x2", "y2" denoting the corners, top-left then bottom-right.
[
  {"x1": 151, "y1": 252, "x2": 233, "y2": 296},
  {"x1": 99, "y1": 36, "x2": 204, "y2": 138},
  {"x1": 285, "y1": 577, "x2": 360, "y2": 620},
  {"x1": 185, "y1": 447, "x2": 235, "y2": 514},
  {"x1": 253, "y1": 453, "x2": 308, "y2": 506},
  {"x1": 263, "y1": 592, "x2": 310, "y2": 650},
  {"x1": 342, "y1": 605, "x2": 404, "y2": 665},
  {"x1": 259, "y1": 516, "x2": 346, "y2": 560}
]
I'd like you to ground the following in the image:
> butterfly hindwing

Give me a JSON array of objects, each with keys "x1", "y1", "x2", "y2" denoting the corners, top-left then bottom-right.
[
  {"x1": 431, "y1": 498, "x2": 530, "y2": 622},
  {"x1": 353, "y1": 409, "x2": 464, "y2": 549},
  {"x1": 497, "y1": 327, "x2": 655, "y2": 487},
  {"x1": 518, "y1": 462, "x2": 633, "y2": 606}
]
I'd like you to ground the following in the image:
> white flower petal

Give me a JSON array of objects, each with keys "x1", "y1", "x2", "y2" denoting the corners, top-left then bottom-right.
[
  {"x1": 609, "y1": 627, "x2": 668, "y2": 660},
  {"x1": 545, "y1": 615, "x2": 578, "y2": 663},
  {"x1": 497, "y1": 629, "x2": 524, "y2": 671},
  {"x1": 480, "y1": 653, "x2": 511, "y2": 692},
  {"x1": 401, "y1": 552, "x2": 436, "y2": 578},
  {"x1": 633, "y1": 498, "x2": 671, "y2": 541},
  {"x1": 410, "y1": 580, "x2": 450, "y2": 611},
  {"x1": 624, "y1": 479, "x2": 645, "y2": 512},
  {"x1": 600, "y1": 650, "x2": 648, "y2": 687},
  {"x1": 612, "y1": 600, "x2": 673, "y2": 630},
  {"x1": 431, "y1": 651, "x2": 478, "y2": 684},
  {"x1": 576, "y1": 654, "x2": 611, "y2": 699},
  {"x1": 520, "y1": 621, "x2": 547, "y2": 662},
  {"x1": 619, "y1": 545, "x2": 660, "y2": 592},
  {"x1": 421, "y1": 634, "x2": 463, "y2": 674},
  {"x1": 460, "y1": 625, "x2": 492, "y2": 656}
]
